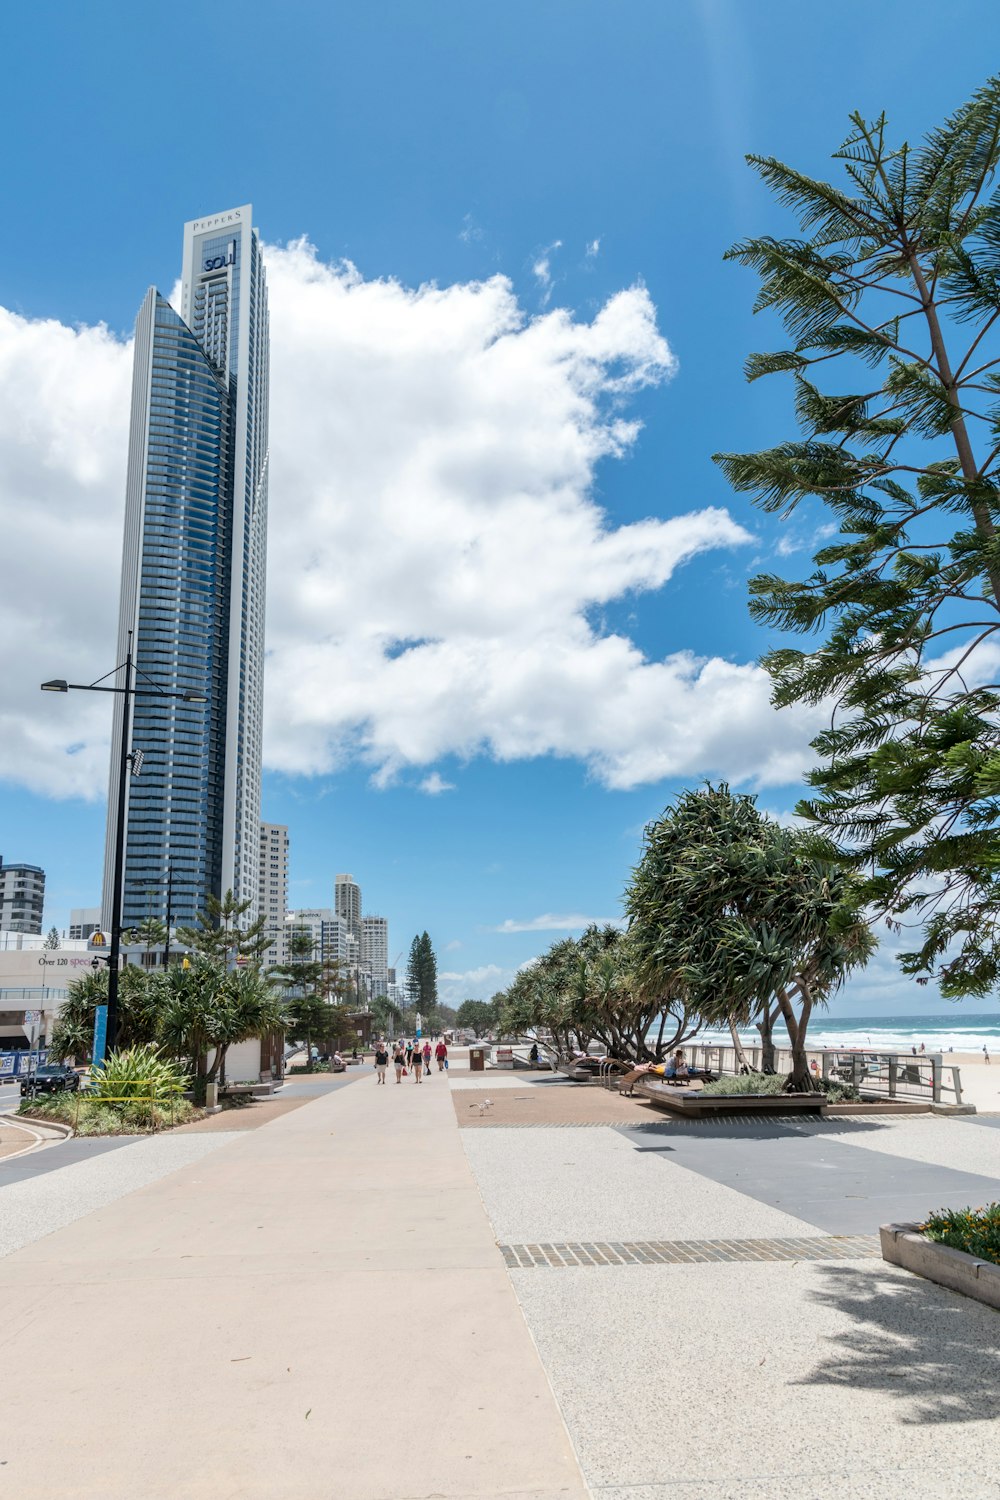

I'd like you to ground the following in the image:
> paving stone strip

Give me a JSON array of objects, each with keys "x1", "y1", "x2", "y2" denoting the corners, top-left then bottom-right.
[{"x1": 499, "y1": 1233, "x2": 881, "y2": 1267}]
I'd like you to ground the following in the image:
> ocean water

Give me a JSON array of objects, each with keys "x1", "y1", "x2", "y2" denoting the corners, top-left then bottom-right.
[{"x1": 696, "y1": 1013, "x2": 1000, "y2": 1055}]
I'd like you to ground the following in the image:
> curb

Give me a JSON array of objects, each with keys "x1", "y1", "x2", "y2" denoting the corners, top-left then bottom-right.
[
  {"x1": 881, "y1": 1221, "x2": 1000, "y2": 1311},
  {"x1": 0, "y1": 1111, "x2": 73, "y2": 1162}
]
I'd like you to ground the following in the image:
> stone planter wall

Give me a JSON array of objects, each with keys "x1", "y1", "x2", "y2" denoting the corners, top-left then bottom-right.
[{"x1": 881, "y1": 1222, "x2": 1000, "y2": 1311}]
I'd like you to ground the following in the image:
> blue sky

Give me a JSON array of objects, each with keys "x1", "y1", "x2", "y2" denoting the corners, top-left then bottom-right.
[{"x1": 1, "y1": 0, "x2": 998, "y2": 1013}]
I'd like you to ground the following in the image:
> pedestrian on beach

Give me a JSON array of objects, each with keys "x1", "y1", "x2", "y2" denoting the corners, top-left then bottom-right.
[
  {"x1": 374, "y1": 1040, "x2": 389, "y2": 1084},
  {"x1": 412, "y1": 1046, "x2": 423, "y2": 1082},
  {"x1": 422, "y1": 1040, "x2": 432, "y2": 1075},
  {"x1": 393, "y1": 1044, "x2": 405, "y2": 1082},
  {"x1": 985, "y1": 1045, "x2": 991, "y2": 1065},
  {"x1": 405, "y1": 1040, "x2": 413, "y2": 1068},
  {"x1": 435, "y1": 1038, "x2": 448, "y2": 1072}
]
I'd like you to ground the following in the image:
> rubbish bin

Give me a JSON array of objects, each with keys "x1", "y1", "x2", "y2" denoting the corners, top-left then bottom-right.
[{"x1": 469, "y1": 1047, "x2": 486, "y2": 1072}]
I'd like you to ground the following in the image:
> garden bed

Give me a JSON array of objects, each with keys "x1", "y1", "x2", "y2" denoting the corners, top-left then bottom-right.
[
  {"x1": 19, "y1": 1095, "x2": 204, "y2": 1137},
  {"x1": 881, "y1": 1214, "x2": 1000, "y2": 1311}
]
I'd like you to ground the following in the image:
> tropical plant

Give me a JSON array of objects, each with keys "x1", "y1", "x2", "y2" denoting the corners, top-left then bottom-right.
[
  {"x1": 156, "y1": 958, "x2": 283, "y2": 1090},
  {"x1": 89, "y1": 1042, "x2": 188, "y2": 1101},
  {"x1": 715, "y1": 75, "x2": 1000, "y2": 996},
  {"x1": 626, "y1": 786, "x2": 876, "y2": 1090},
  {"x1": 50, "y1": 965, "x2": 162, "y2": 1062},
  {"x1": 495, "y1": 925, "x2": 697, "y2": 1065},
  {"x1": 43, "y1": 925, "x2": 60, "y2": 950}
]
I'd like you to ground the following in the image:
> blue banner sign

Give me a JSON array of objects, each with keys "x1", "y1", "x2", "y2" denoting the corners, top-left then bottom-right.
[{"x1": 92, "y1": 1005, "x2": 108, "y2": 1068}]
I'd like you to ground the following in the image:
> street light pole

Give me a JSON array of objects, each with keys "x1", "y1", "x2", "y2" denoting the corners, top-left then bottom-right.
[
  {"x1": 106, "y1": 640, "x2": 134, "y2": 1053},
  {"x1": 41, "y1": 647, "x2": 207, "y2": 1060}
]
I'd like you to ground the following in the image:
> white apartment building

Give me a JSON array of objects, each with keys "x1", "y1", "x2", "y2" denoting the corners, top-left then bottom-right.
[
  {"x1": 334, "y1": 873, "x2": 361, "y2": 941},
  {"x1": 285, "y1": 910, "x2": 351, "y2": 968},
  {"x1": 258, "y1": 823, "x2": 289, "y2": 967},
  {"x1": 68, "y1": 906, "x2": 102, "y2": 941},
  {"x1": 361, "y1": 915, "x2": 389, "y2": 999}
]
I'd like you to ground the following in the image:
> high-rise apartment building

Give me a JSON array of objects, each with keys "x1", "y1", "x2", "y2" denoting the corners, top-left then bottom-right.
[
  {"x1": 258, "y1": 823, "x2": 288, "y2": 967},
  {"x1": 103, "y1": 206, "x2": 270, "y2": 934},
  {"x1": 0, "y1": 859, "x2": 45, "y2": 934},
  {"x1": 361, "y1": 915, "x2": 389, "y2": 998},
  {"x1": 334, "y1": 874, "x2": 361, "y2": 941}
]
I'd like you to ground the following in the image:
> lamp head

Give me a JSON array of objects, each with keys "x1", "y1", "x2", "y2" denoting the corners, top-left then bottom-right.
[
  {"x1": 182, "y1": 689, "x2": 208, "y2": 703},
  {"x1": 40, "y1": 680, "x2": 68, "y2": 693}
]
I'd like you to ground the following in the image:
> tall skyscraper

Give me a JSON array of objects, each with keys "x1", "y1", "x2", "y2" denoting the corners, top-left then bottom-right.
[
  {"x1": 258, "y1": 822, "x2": 288, "y2": 967},
  {"x1": 103, "y1": 206, "x2": 270, "y2": 933},
  {"x1": 361, "y1": 915, "x2": 389, "y2": 998},
  {"x1": 334, "y1": 874, "x2": 361, "y2": 941}
]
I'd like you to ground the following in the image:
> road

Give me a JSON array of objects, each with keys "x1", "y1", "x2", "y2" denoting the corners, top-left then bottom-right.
[{"x1": 0, "y1": 1079, "x2": 22, "y2": 1113}]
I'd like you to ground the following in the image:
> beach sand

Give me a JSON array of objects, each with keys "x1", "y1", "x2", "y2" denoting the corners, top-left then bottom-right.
[{"x1": 937, "y1": 1055, "x2": 1000, "y2": 1111}]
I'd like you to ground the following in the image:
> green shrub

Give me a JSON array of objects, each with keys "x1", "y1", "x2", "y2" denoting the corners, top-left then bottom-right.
[
  {"x1": 701, "y1": 1072, "x2": 787, "y2": 1096},
  {"x1": 922, "y1": 1204, "x2": 1000, "y2": 1267},
  {"x1": 819, "y1": 1078, "x2": 860, "y2": 1103},
  {"x1": 89, "y1": 1043, "x2": 189, "y2": 1102},
  {"x1": 19, "y1": 1091, "x2": 198, "y2": 1135}
]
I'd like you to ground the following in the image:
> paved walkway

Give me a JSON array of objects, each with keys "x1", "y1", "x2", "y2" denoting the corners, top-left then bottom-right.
[
  {"x1": 0, "y1": 1069, "x2": 586, "y2": 1500},
  {"x1": 458, "y1": 1095, "x2": 1000, "y2": 1500}
]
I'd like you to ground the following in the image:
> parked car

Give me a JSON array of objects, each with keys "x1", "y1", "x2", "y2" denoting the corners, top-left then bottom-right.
[{"x1": 22, "y1": 1063, "x2": 81, "y2": 1097}]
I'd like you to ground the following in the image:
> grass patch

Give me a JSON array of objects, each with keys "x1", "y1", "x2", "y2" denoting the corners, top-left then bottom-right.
[
  {"x1": 922, "y1": 1204, "x2": 1000, "y2": 1267},
  {"x1": 19, "y1": 1094, "x2": 201, "y2": 1135}
]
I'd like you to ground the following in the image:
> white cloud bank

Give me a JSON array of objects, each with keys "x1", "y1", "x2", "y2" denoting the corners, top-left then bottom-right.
[
  {"x1": 492, "y1": 913, "x2": 624, "y2": 933},
  {"x1": 0, "y1": 238, "x2": 824, "y2": 802}
]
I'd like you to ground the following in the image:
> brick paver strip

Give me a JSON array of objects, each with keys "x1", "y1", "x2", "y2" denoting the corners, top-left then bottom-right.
[{"x1": 499, "y1": 1234, "x2": 880, "y2": 1266}]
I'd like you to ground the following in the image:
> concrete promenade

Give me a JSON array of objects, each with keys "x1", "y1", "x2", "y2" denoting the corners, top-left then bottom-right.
[{"x1": 0, "y1": 1071, "x2": 587, "y2": 1500}]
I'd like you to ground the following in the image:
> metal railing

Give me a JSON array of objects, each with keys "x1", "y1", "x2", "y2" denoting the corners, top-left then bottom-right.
[{"x1": 686, "y1": 1044, "x2": 963, "y2": 1106}]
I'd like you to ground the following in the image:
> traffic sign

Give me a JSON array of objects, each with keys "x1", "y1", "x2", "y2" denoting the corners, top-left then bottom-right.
[{"x1": 23, "y1": 1009, "x2": 40, "y2": 1024}]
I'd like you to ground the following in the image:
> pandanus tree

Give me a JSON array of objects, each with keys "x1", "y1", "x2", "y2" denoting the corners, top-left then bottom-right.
[
  {"x1": 715, "y1": 75, "x2": 1000, "y2": 997},
  {"x1": 494, "y1": 924, "x2": 696, "y2": 1065},
  {"x1": 50, "y1": 965, "x2": 162, "y2": 1062},
  {"x1": 627, "y1": 786, "x2": 875, "y2": 1091}
]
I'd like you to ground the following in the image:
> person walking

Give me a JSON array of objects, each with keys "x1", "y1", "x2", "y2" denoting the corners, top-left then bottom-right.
[
  {"x1": 412, "y1": 1046, "x2": 423, "y2": 1083},
  {"x1": 435, "y1": 1037, "x2": 448, "y2": 1072},
  {"x1": 393, "y1": 1043, "x2": 406, "y2": 1083},
  {"x1": 405, "y1": 1039, "x2": 414, "y2": 1068},
  {"x1": 374, "y1": 1040, "x2": 389, "y2": 1085},
  {"x1": 985, "y1": 1045, "x2": 991, "y2": 1065},
  {"x1": 422, "y1": 1040, "x2": 432, "y2": 1076}
]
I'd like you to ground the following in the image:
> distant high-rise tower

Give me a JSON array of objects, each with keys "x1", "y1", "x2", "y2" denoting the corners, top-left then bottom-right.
[
  {"x1": 258, "y1": 823, "x2": 288, "y2": 966},
  {"x1": 361, "y1": 914, "x2": 389, "y2": 998},
  {"x1": 334, "y1": 873, "x2": 361, "y2": 941},
  {"x1": 103, "y1": 205, "x2": 270, "y2": 932}
]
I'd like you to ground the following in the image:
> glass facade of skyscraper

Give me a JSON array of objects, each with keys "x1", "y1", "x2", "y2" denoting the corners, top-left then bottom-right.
[{"x1": 104, "y1": 207, "x2": 269, "y2": 932}]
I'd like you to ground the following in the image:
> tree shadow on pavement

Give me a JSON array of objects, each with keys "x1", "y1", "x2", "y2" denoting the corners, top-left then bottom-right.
[{"x1": 797, "y1": 1262, "x2": 1000, "y2": 1424}]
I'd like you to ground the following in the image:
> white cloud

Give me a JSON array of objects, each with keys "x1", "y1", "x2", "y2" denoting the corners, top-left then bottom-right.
[
  {"x1": 439, "y1": 962, "x2": 511, "y2": 1003},
  {"x1": 491, "y1": 912, "x2": 624, "y2": 933},
  {"x1": 531, "y1": 240, "x2": 563, "y2": 305},
  {"x1": 418, "y1": 771, "x2": 455, "y2": 795},
  {"x1": 0, "y1": 238, "x2": 824, "y2": 803},
  {"x1": 585, "y1": 238, "x2": 601, "y2": 258}
]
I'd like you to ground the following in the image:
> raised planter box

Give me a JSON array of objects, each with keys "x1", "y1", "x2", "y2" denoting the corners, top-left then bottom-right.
[
  {"x1": 881, "y1": 1222, "x2": 1000, "y2": 1311},
  {"x1": 634, "y1": 1078, "x2": 825, "y2": 1117}
]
